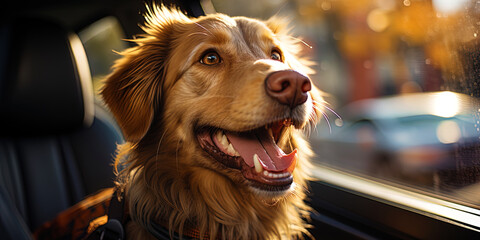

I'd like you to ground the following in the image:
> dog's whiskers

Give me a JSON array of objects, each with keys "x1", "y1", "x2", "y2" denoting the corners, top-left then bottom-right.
[
  {"x1": 156, "y1": 130, "x2": 168, "y2": 160},
  {"x1": 194, "y1": 22, "x2": 213, "y2": 36},
  {"x1": 312, "y1": 103, "x2": 339, "y2": 134},
  {"x1": 313, "y1": 100, "x2": 343, "y2": 132},
  {"x1": 304, "y1": 109, "x2": 319, "y2": 137},
  {"x1": 287, "y1": 36, "x2": 312, "y2": 49},
  {"x1": 313, "y1": 100, "x2": 342, "y2": 121},
  {"x1": 319, "y1": 108, "x2": 332, "y2": 134}
]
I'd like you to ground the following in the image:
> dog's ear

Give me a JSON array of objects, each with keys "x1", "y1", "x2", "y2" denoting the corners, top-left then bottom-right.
[
  {"x1": 102, "y1": 6, "x2": 191, "y2": 142},
  {"x1": 265, "y1": 16, "x2": 290, "y2": 36}
]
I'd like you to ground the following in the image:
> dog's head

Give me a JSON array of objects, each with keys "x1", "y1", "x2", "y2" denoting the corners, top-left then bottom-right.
[{"x1": 103, "y1": 6, "x2": 323, "y2": 200}]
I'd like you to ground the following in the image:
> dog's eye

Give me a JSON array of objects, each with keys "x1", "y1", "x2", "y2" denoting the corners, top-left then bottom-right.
[
  {"x1": 201, "y1": 52, "x2": 221, "y2": 65},
  {"x1": 270, "y1": 50, "x2": 282, "y2": 61}
]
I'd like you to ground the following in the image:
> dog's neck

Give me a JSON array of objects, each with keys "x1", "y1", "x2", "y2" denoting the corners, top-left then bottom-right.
[{"x1": 120, "y1": 155, "x2": 310, "y2": 239}]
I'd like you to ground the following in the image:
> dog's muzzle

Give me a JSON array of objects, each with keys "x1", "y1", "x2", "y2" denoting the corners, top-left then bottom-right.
[{"x1": 196, "y1": 70, "x2": 313, "y2": 194}]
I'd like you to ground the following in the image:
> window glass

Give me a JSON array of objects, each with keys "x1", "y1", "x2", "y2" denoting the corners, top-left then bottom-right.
[
  {"x1": 210, "y1": 0, "x2": 480, "y2": 208},
  {"x1": 78, "y1": 16, "x2": 128, "y2": 96}
]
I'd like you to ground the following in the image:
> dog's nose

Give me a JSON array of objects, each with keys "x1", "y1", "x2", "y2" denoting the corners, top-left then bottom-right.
[{"x1": 265, "y1": 70, "x2": 312, "y2": 108}]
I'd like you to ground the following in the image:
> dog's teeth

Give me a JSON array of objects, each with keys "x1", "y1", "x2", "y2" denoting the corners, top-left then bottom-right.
[
  {"x1": 221, "y1": 133, "x2": 229, "y2": 147},
  {"x1": 268, "y1": 128, "x2": 274, "y2": 140},
  {"x1": 215, "y1": 131, "x2": 222, "y2": 143},
  {"x1": 231, "y1": 147, "x2": 240, "y2": 156},
  {"x1": 261, "y1": 170, "x2": 289, "y2": 178},
  {"x1": 253, "y1": 154, "x2": 263, "y2": 173},
  {"x1": 227, "y1": 144, "x2": 236, "y2": 156},
  {"x1": 215, "y1": 131, "x2": 240, "y2": 156},
  {"x1": 215, "y1": 131, "x2": 229, "y2": 149}
]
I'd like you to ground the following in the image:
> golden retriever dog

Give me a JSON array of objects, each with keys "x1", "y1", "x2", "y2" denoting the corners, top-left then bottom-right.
[{"x1": 102, "y1": 5, "x2": 324, "y2": 240}]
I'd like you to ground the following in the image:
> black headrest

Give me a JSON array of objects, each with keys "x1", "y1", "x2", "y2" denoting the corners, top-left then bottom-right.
[{"x1": 0, "y1": 18, "x2": 94, "y2": 135}]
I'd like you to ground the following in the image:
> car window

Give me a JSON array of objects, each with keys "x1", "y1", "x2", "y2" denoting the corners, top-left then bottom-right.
[
  {"x1": 78, "y1": 16, "x2": 128, "y2": 97},
  {"x1": 210, "y1": 0, "x2": 480, "y2": 212}
]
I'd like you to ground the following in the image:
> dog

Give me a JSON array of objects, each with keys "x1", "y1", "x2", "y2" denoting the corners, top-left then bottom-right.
[{"x1": 100, "y1": 5, "x2": 324, "y2": 240}]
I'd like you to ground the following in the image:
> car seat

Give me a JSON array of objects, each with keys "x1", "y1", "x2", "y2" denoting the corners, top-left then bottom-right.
[{"x1": 0, "y1": 18, "x2": 124, "y2": 239}]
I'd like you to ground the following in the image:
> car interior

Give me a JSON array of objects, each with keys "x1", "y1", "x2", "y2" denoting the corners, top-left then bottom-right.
[
  {"x1": 1, "y1": 0, "x2": 480, "y2": 239},
  {"x1": 0, "y1": 14, "x2": 124, "y2": 240},
  {"x1": 0, "y1": 1, "x2": 206, "y2": 239}
]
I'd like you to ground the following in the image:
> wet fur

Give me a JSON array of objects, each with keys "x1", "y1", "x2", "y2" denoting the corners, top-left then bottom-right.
[{"x1": 102, "y1": 5, "x2": 323, "y2": 240}]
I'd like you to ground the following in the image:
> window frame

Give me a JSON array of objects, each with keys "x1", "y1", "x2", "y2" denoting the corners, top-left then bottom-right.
[{"x1": 308, "y1": 166, "x2": 480, "y2": 238}]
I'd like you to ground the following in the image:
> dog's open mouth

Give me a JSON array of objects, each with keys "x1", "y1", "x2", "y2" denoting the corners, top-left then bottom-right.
[{"x1": 197, "y1": 119, "x2": 298, "y2": 192}]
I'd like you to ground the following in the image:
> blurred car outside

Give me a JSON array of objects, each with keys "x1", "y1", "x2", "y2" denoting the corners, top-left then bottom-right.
[{"x1": 311, "y1": 91, "x2": 480, "y2": 192}]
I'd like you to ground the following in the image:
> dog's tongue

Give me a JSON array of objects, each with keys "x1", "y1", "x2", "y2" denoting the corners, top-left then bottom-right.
[{"x1": 226, "y1": 128, "x2": 297, "y2": 172}]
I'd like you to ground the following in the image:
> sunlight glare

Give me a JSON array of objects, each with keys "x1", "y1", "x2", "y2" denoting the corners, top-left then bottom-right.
[
  {"x1": 431, "y1": 92, "x2": 460, "y2": 118},
  {"x1": 433, "y1": 0, "x2": 469, "y2": 14},
  {"x1": 437, "y1": 120, "x2": 461, "y2": 144}
]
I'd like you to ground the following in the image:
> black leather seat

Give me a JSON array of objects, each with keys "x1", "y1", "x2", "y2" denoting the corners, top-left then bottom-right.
[{"x1": 0, "y1": 18, "x2": 123, "y2": 239}]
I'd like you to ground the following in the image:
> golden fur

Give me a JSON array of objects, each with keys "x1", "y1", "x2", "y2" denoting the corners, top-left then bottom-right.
[{"x1": 102, "y1": 5, "x2": 324, "y2": 240}]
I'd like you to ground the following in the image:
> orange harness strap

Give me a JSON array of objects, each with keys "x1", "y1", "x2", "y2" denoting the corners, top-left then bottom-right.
[
  {"x1": 34, "y1": 188, "x2": 114, "y2": 240},
  {"x1": 34, "y1": 188, "x2": 216, "y2": 240}
]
